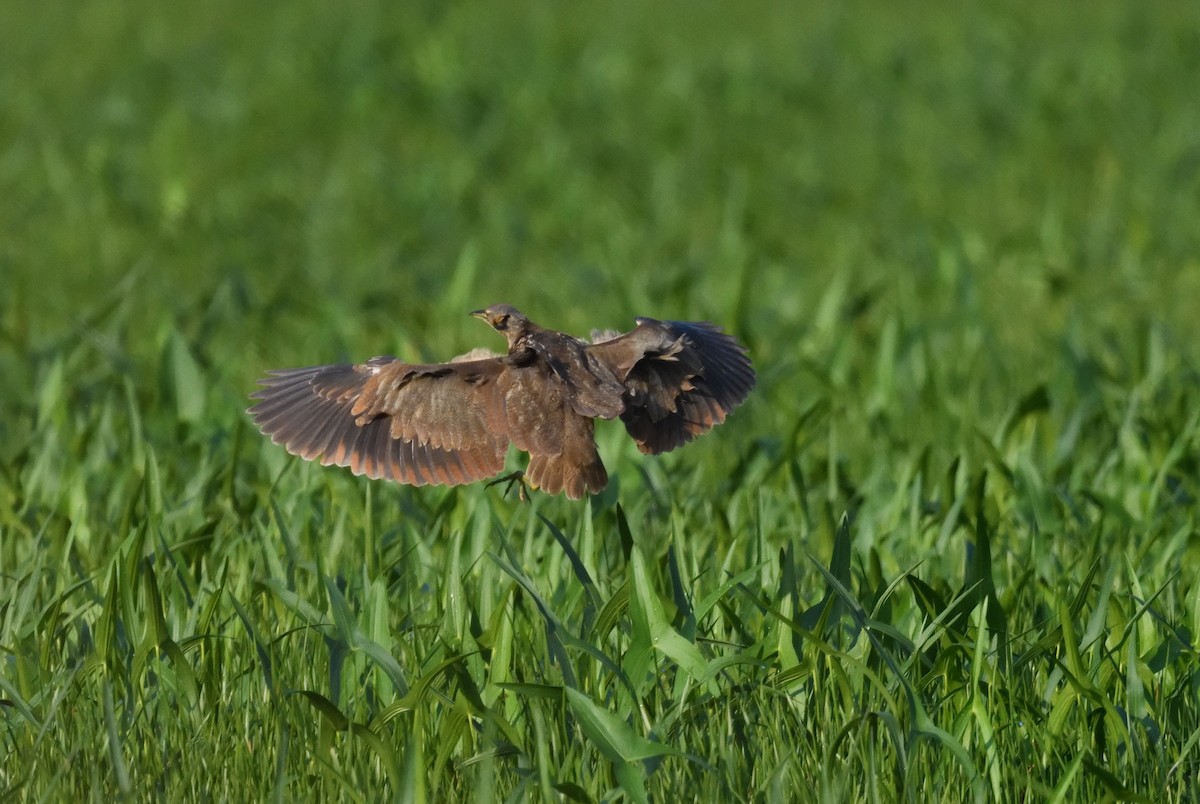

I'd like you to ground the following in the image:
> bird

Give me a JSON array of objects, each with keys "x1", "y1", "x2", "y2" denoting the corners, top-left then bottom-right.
[{"x1": 247, "y1": 304, "x2": 755, "y2": 499}]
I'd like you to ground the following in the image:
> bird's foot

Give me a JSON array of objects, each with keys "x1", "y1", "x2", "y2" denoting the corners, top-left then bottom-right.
[{"x1": 486, "y1": 471, "x2": 530, "y2": 502}]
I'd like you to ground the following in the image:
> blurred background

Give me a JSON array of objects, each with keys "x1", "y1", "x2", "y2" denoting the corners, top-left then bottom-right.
[{"x1": 4, "y1": 0, "x2": 1198, "y2": 409}]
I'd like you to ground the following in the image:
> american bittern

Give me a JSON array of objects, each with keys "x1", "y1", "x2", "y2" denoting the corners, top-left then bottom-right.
[{"x1": 248, "y1": 305, "x2": 754, "y2": 499}]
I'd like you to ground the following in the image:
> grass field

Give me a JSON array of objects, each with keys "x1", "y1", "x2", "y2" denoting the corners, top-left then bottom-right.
[{"x1": 3, "y1": 1, "x2": 1200, "y2": 800}]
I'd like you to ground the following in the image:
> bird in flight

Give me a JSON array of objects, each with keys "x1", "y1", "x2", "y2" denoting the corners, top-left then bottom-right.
[{"x1": 248, "y1": 305, "x2": 755, "y2": 499}]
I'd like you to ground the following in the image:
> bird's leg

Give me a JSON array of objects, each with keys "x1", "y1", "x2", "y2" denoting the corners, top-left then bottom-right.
[{"x1": 486, "y1": 471, "x2": 530, "y2": 502}]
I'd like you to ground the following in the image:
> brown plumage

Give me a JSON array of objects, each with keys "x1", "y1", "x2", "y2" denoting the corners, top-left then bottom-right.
[{"x1": 248, "y1": 305, "x2": 755, "y2": 499}]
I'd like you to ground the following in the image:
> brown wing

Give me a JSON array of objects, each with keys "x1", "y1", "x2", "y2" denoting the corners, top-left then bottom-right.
[
  {"x1": 587, "y1": 318, "x2": 755, "y2": 454},
  {"x1": 247, "y1": 355, "x2": 511, "y2": 486}
]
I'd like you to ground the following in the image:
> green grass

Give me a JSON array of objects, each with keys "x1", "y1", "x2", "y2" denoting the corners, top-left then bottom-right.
[{"x1": 3, "y1": 0, "x2": 1200, "y2": 800}]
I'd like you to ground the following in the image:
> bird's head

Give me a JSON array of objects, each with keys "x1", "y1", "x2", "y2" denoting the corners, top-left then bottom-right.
[{"x1": 471, "y1": 304, "x2": 531, "y2": 346}]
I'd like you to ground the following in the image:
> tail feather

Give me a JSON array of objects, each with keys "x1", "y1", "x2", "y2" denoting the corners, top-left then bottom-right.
[{"x1": 527, "y1": 452, "x2": 608, "y2": 500}]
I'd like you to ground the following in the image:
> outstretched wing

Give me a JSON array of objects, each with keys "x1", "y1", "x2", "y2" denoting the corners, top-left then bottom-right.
[
  {"x1": 587, "y1": 318, "x2": 755, "y2": 454},
  {"x1": 247, "y1": 355, "x2": 511, "y2": 486}
]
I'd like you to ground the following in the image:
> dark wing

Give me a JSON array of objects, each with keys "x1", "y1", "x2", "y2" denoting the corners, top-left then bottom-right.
[
  {"x1": 587, "y1": 318, "x2": 755, "y2": 454},
  {"x1": 247, "y1": 355, "x2": 511, "y2": 486}
]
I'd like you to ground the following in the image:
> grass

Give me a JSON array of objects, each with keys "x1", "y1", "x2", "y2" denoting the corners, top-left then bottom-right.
[{"x1": 2, "y1": 0, "x2": 1200, "y2": 800}]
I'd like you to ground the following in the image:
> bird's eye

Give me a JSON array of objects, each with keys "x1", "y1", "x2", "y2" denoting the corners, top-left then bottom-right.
[{"x1": 495, "y1": 314, "x2": 509, "y2": 329}]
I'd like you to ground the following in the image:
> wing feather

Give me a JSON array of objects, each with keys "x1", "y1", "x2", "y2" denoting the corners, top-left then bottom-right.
[
  {"x1": 248, "y1": 357, "x2": 510, "y2": 486},
  {"x1": 587, "y1": 318, "x2": 755, "y2": 454}
]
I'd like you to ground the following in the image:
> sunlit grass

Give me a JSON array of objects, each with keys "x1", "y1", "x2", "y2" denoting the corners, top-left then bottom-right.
[{"x1": 2, "y1": 0, "x2": 1200, "y2": 801}]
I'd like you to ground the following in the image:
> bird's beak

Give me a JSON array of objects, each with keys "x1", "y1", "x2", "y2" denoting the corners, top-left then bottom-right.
[{"x1": 470, "y1": 309, "x2": 487, "y2": 320}]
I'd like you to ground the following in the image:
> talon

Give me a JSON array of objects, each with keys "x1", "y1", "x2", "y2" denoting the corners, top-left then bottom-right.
[{"x1": 486, "y1": 471, "x2": 530, "y2": 502}]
